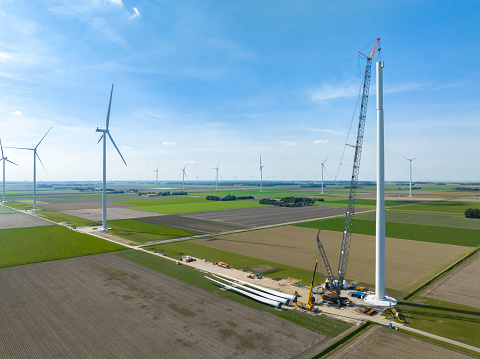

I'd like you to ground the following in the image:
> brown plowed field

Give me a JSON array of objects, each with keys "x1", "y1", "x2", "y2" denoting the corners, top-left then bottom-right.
[
  {"x1": 136, "y1": 214, "x2": 251, "y2": 234},
  {"x1": 326, "y1": 325, "x2": 475, "y2": 358},
  {"x1": 195, "y1": 226, "x2": 471, "y2": 291},
  {"x1": 0, "y1": 254, "x2": 324, "y2": 358},
  {"x1": 62, "y1": 207, "x2": 161, "y2": 220},
  {"x1": 421, "y1": 251, "x2": 480, "y2": 309},
  {"x1": 0, "y1": 213, "x2": 53, "y2": 229},
  {"x1": 183, "y1": 205, "x2": 356, "y2": 227}
]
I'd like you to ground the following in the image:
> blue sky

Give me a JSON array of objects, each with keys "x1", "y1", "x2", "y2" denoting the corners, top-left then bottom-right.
[{"x1": 1, "y1": 0, "x2": 479, "y2": 182}]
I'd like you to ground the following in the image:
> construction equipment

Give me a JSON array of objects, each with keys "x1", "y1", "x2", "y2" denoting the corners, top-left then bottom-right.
[
  {"x1": 215, "y1": 262, "x2": 230, "y2": 268},
  {"x1": 316, "y1": 38, "x2": 381, "y2": 299},
  {"x1": 296, "y1": 261, "x2": 318, "y2": 310}
]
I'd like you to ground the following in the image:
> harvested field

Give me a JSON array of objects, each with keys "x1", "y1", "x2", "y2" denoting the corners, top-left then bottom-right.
[
  {"x1": 40, "y1": 201, "x2": 129, "y2": 211},
  {"x1": 195, "y1": 226, "x2": 471, "y2": 291},
  {"x1": 0, "y1": 254, "x2": 324, "y2": 358},
  {"x1": 136, "y1": 214, "x2": 250, "y2": 234},
  {"x1": 62, "y1": 207, "x2": 161, "y2": 221},
  {"x1": 0, "y1": 212, "x2": 53, "y2": 229},
  {"x1": 0, "y1": 206, "x2": 18, "y2": 214},
  {"x1": 421, "y1": 251, "x2": 480, "y2": 309},
  {"x1": 183, "y1": 205, "x2": 355, "y2": 227},
  {"x1": 326, "y1": 325, "x2": 475, "y2": 359}
]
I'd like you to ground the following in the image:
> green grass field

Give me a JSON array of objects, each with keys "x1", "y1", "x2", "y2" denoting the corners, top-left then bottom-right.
[
  {"x1": 130, "y1": 200, "x2": 265, "y2": 214},
  {"x1": 35, "y1": 209, "x2": 100, "y2": 227},
  {"x1": 146, "y1": 240, "x2": 319, "y2": 285},
  {"x1": 357, "y1": 210, "x2": 480, "y2": 230},
  {"x1": 113, "y1": 196, "x2": 206, "y2": 207},
  {"x1": 116, "y1": 250, "x2": 352, "y2": 337},
  {"x1": 397, "y1": 297, "x2": 480, "y2": 348},
  {"x1": 294, "y1": 217, "x2": 480, "y2": 247},
  {"x1": 0, "y1": 206, "x2": 18, "y2": 214},
  {"x1": 108, "y1": 219, "x2": 197, "y2": 244},
  {"x1": 4, "y1": 201, "x2": 31, "y2": 210},
  {"x1": 0, "y1": 225, "x2": 125, "y2": 268},
  {"x1": 399, "y1": 201, "x2": 480, "y2": 214}
]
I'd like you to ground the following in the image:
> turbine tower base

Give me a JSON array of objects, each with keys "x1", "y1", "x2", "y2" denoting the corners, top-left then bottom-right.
[{"x1": 363, "y1": 294, "x2": 397, "y2": 307}]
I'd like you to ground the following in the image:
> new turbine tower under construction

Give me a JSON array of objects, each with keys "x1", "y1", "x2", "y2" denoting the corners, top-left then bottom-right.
[
  {"x1": 7, "y1": 127, "x2": 51, "y2": 210},
  {"x1": 95, "y1": 84, "x2": 127, "y2": 230},
  {"x1": 0, "y1": 139, "x2": 18, "y2": 202}
]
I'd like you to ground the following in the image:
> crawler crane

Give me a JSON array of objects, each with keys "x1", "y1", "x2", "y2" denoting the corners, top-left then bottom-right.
[{"x1": 317, "y1": 38, "x2": 381, "y2": 304}]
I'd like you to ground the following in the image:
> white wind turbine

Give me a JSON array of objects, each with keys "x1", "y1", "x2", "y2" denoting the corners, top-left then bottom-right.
[
  {"x1": 182, "y1": 164, "x2": 187, "y2": 189},
  {"x1": 153, "y1": 166, "x2": 159, "y2": 188},
  {"x1": 7, "y1": 127, "x2": 51, "y2": 210},
  {"x1": 399, "y1": 154, "x2": 417, "y2": 197},
  {"x1": 95, "y1": 84, "x2": 127, "y2": 230},
  {"x1": 212, "y1": 161, "x2": 220, "y2": 190},
  {"x1": 320, "y1": 155, "x2": 330, "y2": 195},
  {"x1": 259, "y1": 155, "x2": 264, "y2": 192},
  {"x1": 1, "y1": 138, "x2": 18, "y2": 202}
]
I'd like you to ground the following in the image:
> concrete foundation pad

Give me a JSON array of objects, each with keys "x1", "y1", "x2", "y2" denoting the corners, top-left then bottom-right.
[{"x1": 363, "y1": 294, "x2": 397, "y2": 307}]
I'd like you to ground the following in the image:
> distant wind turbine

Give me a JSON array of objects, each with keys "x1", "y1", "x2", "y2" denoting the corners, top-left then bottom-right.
[
  {"x1": 321, "y1": 155, "x2": 330, "y2": 195},
  {"x1": 259, "y1": 155, "x2": 264, "y2": 192},
  {"x1": 7, "y1": 127, "x2": 51, "y2": 210},
  {"x1": 399, "y1": 154, "x2": 417, "y2": 197},
  {"x1": 212, "y1": 161, "x2": 220, "y2": 190},
  {"x1": 153, "y1": 166, "x2": 159, "y2": 188},
  {"x1": 95, "y1": 84, "x2": 127, "y2": 230},
  {"x1": 1, "y1": 138, "x2": 18, "y2": 202},
  {"x1": 182, "y1": 164, "x2": 187, "y2": 189}
]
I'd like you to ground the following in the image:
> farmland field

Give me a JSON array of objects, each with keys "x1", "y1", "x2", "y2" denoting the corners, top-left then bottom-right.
[
  {"x1": 421, "y1": 251, "x2": 480, "y2": 309},
  {"x1": 326, "y1": 325, "x2": 474, "y2": 359},
  {"x1": 0, "y1": 225, "x2": 124, "y2": 268},
  {"x1": 61, "y1": 207, "x2": 161, "y2": 221},
  {"x1": 0, "y1": 206, "x2": 17, "y2": 214},
  {"x1": 0, "y1": 254, "x2": 325, "y2": 358},
  {"x1": 193, "y1": 226, "x2": 472, "y2": 292},
  {"x1": 113, "y1": 196, "x2": 207, "y2": 206},
  {"x1": 0, "y1": 212, "x2": 53, "y2": 230},
  {"x1": 294, "y1": 217, "x2": 480, "y2": 247},
  {"x1": 398, "y1": 200, "x2": 480, "y2": 214},
  {"x1": 108, "y1": 219, "x2": 198, "y2": 244},
  {"x1": 128, "y1": 200, "x2": 265, "y2": 214}
]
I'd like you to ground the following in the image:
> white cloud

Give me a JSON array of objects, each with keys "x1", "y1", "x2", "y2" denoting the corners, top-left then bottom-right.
[
  {"x1": 283, "y1": 141, "x2": 298, "y2": 147},
  {"x1": 109, "y1": 0, "x2": 123, "y2": 5},
  {"x1": 162, "y1": 141, "x2": 177, "y2": 146},
  {"x1": 384, "y1": 81, "x2": 424, "y2": 93},
  {"x1": 121, "y1": 145, "x2": 132, "y2": 150},
  {"x1": 311, "y1": 80, "x2": 359, "y2": 101},
  {"x1": 130, "y1": 7, "x2": 141, "y2": 20},
  {"x1": 313, "y1": 139, "x2": 328, "y2": 145},
  {"x1": 12, "y1": 110, "x2": 22, "y2": 116}
]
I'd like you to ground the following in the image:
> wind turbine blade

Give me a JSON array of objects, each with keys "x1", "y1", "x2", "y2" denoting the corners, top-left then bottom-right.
[
  {"x1": 412, "y1": 157, "x2": 418, "y2": 161},
  {"x1": 6, "y1": 159, "x2": 18, "y2": 166},
  {"x1": 397, "y1": 153, "x2": 409, "y2": 161},
  {"x1": 35, "y1": 127, "x2": 52, "y2": 149},
  {"x1": 36, "y1": 152, "x2": 47, "y2": 173},
  {"x1": 0, "y1": 138, "x2": 4, "y2": 158},
  {"x1": 5, "y1": 146, "x2": 33, "y2": 151},
  {"x1": 323, "y1": 154, "x2": 331, "y2": 164},
  {"x1": 106, "y1": 84, "x2": 114, "y2": 130},
  {"x1": 107, "y1": 132, "x2": 127, "y2": 166},
  {"x1": 324, "y1": 166, "x2": 330, "y2": 178},
  {"x1": 97, "y1": 135, "x2": 104, "y2": 144}
]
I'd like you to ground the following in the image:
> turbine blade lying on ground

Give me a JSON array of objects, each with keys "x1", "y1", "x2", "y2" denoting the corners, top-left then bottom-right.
[{"x1": 107, "y1": 132, "x2": 127, "y2": 166}]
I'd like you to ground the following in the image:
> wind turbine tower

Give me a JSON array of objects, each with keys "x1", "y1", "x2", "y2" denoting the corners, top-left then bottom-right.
[
  {"x1": 153, "y1": 166, "x2": 159, "y2": 188},
  {"x1": 213, "y1": 162, "x2": 220, "y2": 190},
  {"x1": 95, "y1": 84, "x2": 127, "y2": 230},
  {"x1": 400, "y1": 155, "x2": 417, "y2": 197},
  {"x1": 321, "y1": 155, "x2": 330, "y2": 195},
  {"x1": 259, "y1": 155, "x2": 264, "y2": 192},
  {"x1": 8, "y1": 128, "x2": 51, "y2": 210},
  {"x1": 1, "y1": 139, "x2": 18, "y2": 202},
  {"x1": 182, "y1": 164, "x2": 187, "y2": 189}
]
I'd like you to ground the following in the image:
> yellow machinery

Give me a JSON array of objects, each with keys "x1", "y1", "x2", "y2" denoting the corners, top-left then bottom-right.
[{"x1": 296, "y1": 260, "x2": 318, "y2": 310}]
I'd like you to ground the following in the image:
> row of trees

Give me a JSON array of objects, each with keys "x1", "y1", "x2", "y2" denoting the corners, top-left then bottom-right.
[
  {"x1": 206, "y1": 194, "x2": 254, "y2": 201},
  {"x1": 465, "y1": 208, "x2": 480, "y2": 218},
  {"x1": 456, "y1": 187, "x2": 480, "y2": 192},
  {"x1": 259, "y1": 196, "x2": 323, "y2": 207},
  {"x1": 137, "y1": 191, "x2": 187, "y2": 196}
]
